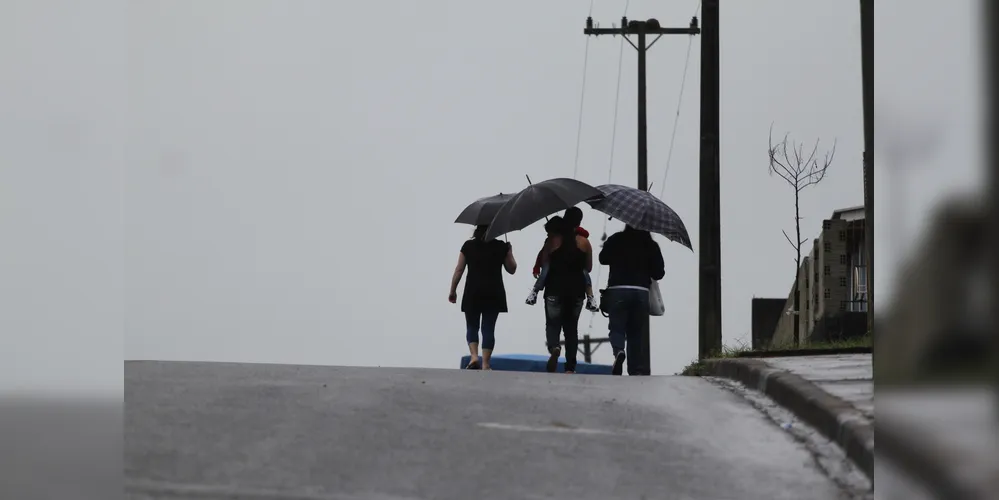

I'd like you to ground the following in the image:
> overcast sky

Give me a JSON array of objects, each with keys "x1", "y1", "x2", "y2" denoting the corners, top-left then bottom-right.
[{"x1": 0, "y1": 0, "x2": 982, "y2": 392}]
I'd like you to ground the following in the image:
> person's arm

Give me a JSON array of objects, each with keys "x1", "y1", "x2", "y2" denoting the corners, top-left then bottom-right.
[
  {"x1": 448, "y1": 251, "x2": 466, "y2": 302},
  {"x1": 533, "y1": 246, "x2": 544, "y2": 278},
  {"x1": 503, "y1": 242, "x2": 517, "y2": 275},
  {"x1": 577, "y1": 235, "x2": 593, "y2": 273},
  {"x1": 650, "y1": 240, "x2": 665, "y2": 281}
]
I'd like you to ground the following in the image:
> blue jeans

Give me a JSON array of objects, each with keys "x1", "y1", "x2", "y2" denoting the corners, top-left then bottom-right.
[
  {"x1": 544, "y1": 296, "x2": 583, "y2": 372},
  {"x1": 465, "y1": 311, "x2": 499, "y2": 350},
  {"x1": 533, "y1": 263, "x2": 592, "y2": 293},
  {"x1": 605, "y1": 288, "x2": 650, "y2": 375}
]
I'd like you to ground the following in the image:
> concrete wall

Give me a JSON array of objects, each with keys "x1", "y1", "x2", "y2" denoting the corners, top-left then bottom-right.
[
  {"x1": 751, "y1": 298, "x2": 786, "y2": 349},
  {"x1": 771, "y1": 269, "x2": 800, "y2": 348}
]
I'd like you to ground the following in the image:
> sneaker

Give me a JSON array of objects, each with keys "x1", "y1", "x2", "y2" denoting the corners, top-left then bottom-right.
[
  {"x1": 612, "y1": 351, "x2": 626, "y2": 376},
  {"x1": 547, "y1": 347, "x2": 561, "y2": 373},
  {"x1": 585, "y1": 295, "x2": 599, "y2": 312},
  {"x1": 526, "y1": 290, "x2": 538, "y2": 305}
]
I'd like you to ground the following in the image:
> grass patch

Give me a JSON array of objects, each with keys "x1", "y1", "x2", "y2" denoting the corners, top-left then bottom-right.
[{"x1": 677, "y1": 334, "x2": 873, "y2": 376}]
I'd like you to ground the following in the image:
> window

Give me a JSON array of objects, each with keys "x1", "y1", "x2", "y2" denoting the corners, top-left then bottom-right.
[
  {"x1": 823, "y1": 241, "x2": 831, "y2": 252},
  {"x1": 839, "y1": 276, "x2": 847, "y2": 287},
  {"x1": 824, "y1": 288, "x2": 831, "y2": 299},
  {"x1": 839, "y1": 301, "x2": 847, "y2": 311},
  {"x1": 853, "y1": 266, "x2": 868, "y2": 291},
  {"x1": 823, "y1": 265, "x2": 830, "y2": 276},
  {"x1": 839, "y1": 230, "x2": 846, "y2": 242},
  {"x1": 839, "y1": 254, "x2": 847, "y2": 265},
  {"x1": 823, "y1": 220, "x2": 831, "y2": 230}
]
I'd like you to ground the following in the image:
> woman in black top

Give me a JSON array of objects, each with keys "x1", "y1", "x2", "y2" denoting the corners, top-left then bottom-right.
[
  {"x1": 541, "y1": 208, "x2": 592, "y2": 373},
  {"x1": 449, "y1": 224, "x2": 517, "y2": 370}
]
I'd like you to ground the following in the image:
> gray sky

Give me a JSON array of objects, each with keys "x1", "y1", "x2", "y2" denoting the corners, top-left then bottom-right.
[{"x1": 0, "y1": 0, "x2": 983, "y2": 391}]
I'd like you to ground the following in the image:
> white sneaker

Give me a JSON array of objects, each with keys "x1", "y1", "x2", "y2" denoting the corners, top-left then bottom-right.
[
  {"x1": 585, "y1": 295, "x2": 598, "y2": 312},
  {"x1": 526, "y1": 290, "x2": 538, "y2": 305}
]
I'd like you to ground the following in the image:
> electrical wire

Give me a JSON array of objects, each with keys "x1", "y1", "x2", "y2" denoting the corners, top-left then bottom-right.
[
  {"x1": 586, "y1": 0, "x2": 631, "y2": 336},
  {"x1": 572, "y1": 0, "x2": 597, "y2": 179},
  {"x1": 657, "y1": 0, "x2": 701, "y2": 199}
]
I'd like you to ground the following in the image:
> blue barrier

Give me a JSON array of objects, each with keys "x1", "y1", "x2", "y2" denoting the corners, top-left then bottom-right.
[{"x1": 460, "y1": 353, "x2": 613, "y2": 375}]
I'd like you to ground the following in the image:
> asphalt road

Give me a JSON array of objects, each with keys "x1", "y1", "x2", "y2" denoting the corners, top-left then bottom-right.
[{"x1": 126, "y1": 361, "x2": 853, "y2": 500}]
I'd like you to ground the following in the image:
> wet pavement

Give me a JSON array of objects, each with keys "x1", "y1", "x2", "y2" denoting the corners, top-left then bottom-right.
[
  {"x1": 766, "y1": 354, "x2": 873, "y2": 419},
  {"x1": 126, "y1": 361, "x2": 855, "y2": 500},
  {"x1": 760, "y1": 353, "x2": 997, "y2": 498},
  {"x1": 878, "y1": 387, "x2": 998, "y2": 498}
]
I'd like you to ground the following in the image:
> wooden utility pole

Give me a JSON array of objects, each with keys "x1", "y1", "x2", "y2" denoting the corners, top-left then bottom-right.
[
  {"x1": 860, "y1": 0, "x2": 874, "y2": 336},
  {"x1": 698, "y1": 0, "x2": 722, "y2": 359},
  {"x1": 584, "y1": 15, "x2": 700, "y2": 374}
]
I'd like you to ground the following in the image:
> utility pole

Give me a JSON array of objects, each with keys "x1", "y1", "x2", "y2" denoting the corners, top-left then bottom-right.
[
  {"x1": 860, "y1": 0, "x2": 874, "y2": 337},
  {"x1": 584, "y1": 15, "x2": 701, "y2": 373},
  {"x1": 698, "y1": 0, "x2": 722, "y2": 360}
]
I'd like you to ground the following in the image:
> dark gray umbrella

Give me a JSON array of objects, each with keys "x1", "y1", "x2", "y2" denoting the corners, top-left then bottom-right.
[
  {"x1": 483, "y1": 178, "x2": 604, "y2": 241},
  {"x1": 454, "y1": 193, "x2": 515, "y2": 226},
  {"x1": 586, "y1": 184, "x2": 692, "y2": 250}
]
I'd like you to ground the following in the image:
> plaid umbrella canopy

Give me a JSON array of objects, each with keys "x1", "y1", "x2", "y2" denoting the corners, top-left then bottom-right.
[{"x1": 585, "y1": 184, "x2": 693, "y2": 250}]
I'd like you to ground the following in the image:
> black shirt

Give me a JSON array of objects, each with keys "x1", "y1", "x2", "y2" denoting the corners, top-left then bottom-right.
[
  {"x1": 599, "y1": 229, "x2": 665, "y2": 288},
  {"x1": 460, "y1": 239, "x2": 510, "y2": 313},
  {"x1": 544, "y1": 232, "x2": 588, "y2": 300}
]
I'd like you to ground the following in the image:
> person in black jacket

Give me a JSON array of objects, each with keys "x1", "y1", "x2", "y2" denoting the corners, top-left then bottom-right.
[{"x1": 598, "y1": 225, "x2": 665, "y2": 376}]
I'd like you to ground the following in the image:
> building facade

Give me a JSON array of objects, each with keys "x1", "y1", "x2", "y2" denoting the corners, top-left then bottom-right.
[{"x1": 770, "y1": 206, "x2": 868, "y2": 347}]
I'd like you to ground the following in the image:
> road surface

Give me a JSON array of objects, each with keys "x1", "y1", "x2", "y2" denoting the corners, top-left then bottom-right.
[{"x1": 126, "y1": 361, "x2": 854, "y2": 500}]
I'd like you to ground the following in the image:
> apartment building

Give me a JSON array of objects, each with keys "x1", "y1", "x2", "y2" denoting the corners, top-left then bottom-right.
[{"x1": 769, "y1": 206, "x2": 868, "y2": 347}]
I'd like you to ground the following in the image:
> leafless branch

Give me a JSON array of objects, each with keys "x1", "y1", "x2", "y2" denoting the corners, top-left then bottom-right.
[
  {"x1": 768, "y1": 125, "x2": 837, "y2": 345},
  {"x1": 782, "y1": 229, "x2": 796, "y2": 250}
]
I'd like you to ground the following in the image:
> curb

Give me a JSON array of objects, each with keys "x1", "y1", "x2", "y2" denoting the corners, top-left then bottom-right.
[
  {"x1": 702, "y1": 358, "x2": 874, "y2": 480},
  {"x1": 733, "y1": 346, "x2": 872, "y2": 358}
]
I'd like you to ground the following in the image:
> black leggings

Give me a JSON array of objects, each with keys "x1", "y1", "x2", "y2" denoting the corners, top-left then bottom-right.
[{"x1": 544, "y1": 296, "x2": 584, "y2": 371}]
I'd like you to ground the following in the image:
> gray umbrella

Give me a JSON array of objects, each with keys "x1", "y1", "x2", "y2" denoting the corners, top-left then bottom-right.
[
  {"x1": 483, "y1": 178, "x2": 604, "y2": 241},
  {"x1": 586, "y1": 184, "x2": 692, "y2": 250},
  {"x1": 454, "y1": 193, "x2": 515, "y2": 226}
]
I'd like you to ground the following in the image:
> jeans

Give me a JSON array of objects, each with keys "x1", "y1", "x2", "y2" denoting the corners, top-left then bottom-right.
[
  {"x1": 544, "y1": 296, "x2": 583, "y2": 371},
  {"x1": 465, "y1": 311, "x2": 499, "y2": 350},
  {"x1": 533, "y1": 263, "x2": 592, "y2": 293},
  {"x1": 605, "y1": 288, "x2": 650, "y2": 375}
]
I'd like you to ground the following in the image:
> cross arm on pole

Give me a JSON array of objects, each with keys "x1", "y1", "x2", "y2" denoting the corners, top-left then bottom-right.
[{"x1": 584, "y1": 16, "x2": 700, "y2": 46}]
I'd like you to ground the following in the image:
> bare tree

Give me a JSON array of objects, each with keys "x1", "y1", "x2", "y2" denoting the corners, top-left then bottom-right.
[{"x1": 768, "y1": 124, "x2": 836, "y2": 345}]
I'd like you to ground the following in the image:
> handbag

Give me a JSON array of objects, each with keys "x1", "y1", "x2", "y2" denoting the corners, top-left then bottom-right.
[{"x1": 649, "y1": 280, "x2": 665, "y2": 316}]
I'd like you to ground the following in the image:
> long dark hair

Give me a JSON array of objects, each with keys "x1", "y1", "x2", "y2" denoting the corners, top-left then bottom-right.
[{"x1": 472, "y1": 224, "x2": 489, "y2": 241}]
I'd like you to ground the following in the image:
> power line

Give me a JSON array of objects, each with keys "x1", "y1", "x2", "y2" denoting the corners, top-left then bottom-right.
[
  {"x1": 572, "y1": 0, "x2": 597, "y2": 179},
  {"x1": 587, "y1": 0, "x2": 630, "y2": 337},
  {"x1": 658, "y1": 0, "x2": 701, "y2": 199}
]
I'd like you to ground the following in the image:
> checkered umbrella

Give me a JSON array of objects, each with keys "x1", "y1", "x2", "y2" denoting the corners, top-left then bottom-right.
[{"x1": 586, "y1": 184, "x2": 692, "y2": 250}]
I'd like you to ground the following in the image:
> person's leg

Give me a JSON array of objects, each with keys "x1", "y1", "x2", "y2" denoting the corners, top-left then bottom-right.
[
  {"x1": 465, "y1": 311, "x2": 481, "y2": 369},
  {"x1": 561, "y1": 298, "x2": 583, "y2": 373},
  {"x1": 624, "y1": 291, "x2": 650, "y2": 375},
  {"x1": 634, "y1": 291, "x2": 651, "y2": 375},
  {"x1": 544, "y1": 296, "x2": 563, "y2": 373},
  {"x1": 605, "y1": 290, "x2": 628, "y2": 375},
  {"x1": 480, "y1": 311, "x2": 499, "y2": 369},
  {"x1": 526, "y1": 264, "x2": 549, "y2": 304},
  {"x1": 584, "y1": 272, "x2": 598, "y2": 311}
]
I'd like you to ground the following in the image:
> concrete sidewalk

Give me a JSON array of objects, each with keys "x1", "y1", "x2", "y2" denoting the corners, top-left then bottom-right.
[
  {"x1": 766, "y1": 355, "x2": 873, "y2": 421},
  {"x1": 703, "y1": 353, "x2": 997, "y2": 500}
]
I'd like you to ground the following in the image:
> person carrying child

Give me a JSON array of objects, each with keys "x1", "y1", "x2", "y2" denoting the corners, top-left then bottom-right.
[{"x1": 525, "y1": 207, "x2": 598, "y2": 312}]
